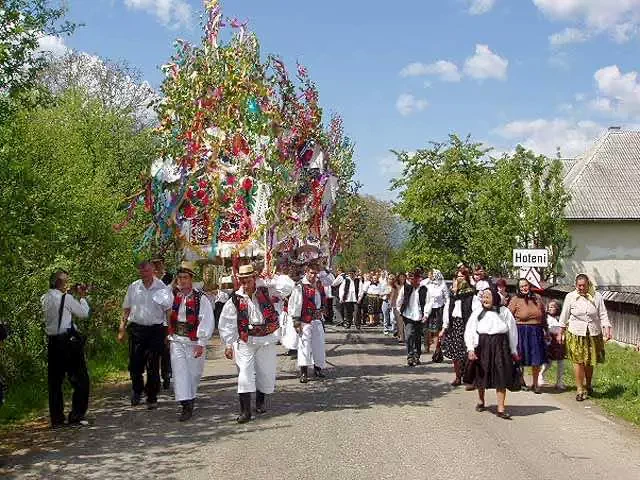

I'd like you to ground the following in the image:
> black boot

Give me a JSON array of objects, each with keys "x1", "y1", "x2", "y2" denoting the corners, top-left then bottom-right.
[
  {"x1": 179, "y1": 399, "x2": 193, "y2": 422},
  {"x1": 300, "y1": 366, "x2": 309, "y2": 383},
  {"x1": 237, "y1": 393, "x2": 252, "y2": 423},
  {"x1": 314, "y1": 366, "x2": 326, "y2": 378},
  {"x1": 255, "y1": 391, "x2": 267, "y2": 414}
]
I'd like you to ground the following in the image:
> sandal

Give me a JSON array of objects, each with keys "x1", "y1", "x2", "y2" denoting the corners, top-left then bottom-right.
[
  {"x1": 451, "y1": 379, "x2": 462, "y2": 387},
  {"x1": 475, "y1": 403, "x2": 485, "y2": 412},
  {"x1": 496, "y1": 411, "x2": 511, "y2": 420},
  {"x1": 576, "y1": 392, "x2": 586, "y2": 402}
]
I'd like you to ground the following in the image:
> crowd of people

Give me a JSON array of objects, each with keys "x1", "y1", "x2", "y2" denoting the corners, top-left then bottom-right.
[{"x1": 40, "y1": 260, "x2": 614, "y2": 426}]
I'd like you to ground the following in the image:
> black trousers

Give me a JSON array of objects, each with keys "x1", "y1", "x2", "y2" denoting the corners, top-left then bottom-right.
[
  {"x1": 404, "y1": 318, "x2": 423, "y2": 359},
  {"x1": 325, "y1": 298, "x2": 334, "y2": 323},
  {"x1": 160, "y1": 326, "x2": 171, "y2": 382},
  {"x1": 48, "y1": 335, "x2": 90, "y2": 425},
  {"x1": 128, "y1": 323, "x2": 165, "y2": 402},
  {"x1": 342, "y1": 302, "x2": 360, "y2": 328}
]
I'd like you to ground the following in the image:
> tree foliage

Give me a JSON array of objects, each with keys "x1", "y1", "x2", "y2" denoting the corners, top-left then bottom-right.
[{"x1": 391, "y1": 135, "x2": 572, "y2": 280}]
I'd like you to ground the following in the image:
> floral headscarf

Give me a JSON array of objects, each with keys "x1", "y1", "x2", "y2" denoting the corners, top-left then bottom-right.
[{"x1": 431, "y1": 269, "x2": 444, "y2": 286}]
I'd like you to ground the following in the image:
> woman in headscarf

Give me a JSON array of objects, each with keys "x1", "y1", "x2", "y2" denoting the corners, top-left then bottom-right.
[
  {"x1": 507, "y1": 278, "x2": 547, "y2": 393},
  {"x1": 465, "y1": 287, "x2": 519, "y2": 419},
  {"x1": 424, "y1": 269, "x2": 449, "y2": 354},
  {"x1": 559, "y1": 273, "x2": 613, "y2": 402},
  {"x1": 440, "y1": 267, "x2": 476, "y2": 386}
]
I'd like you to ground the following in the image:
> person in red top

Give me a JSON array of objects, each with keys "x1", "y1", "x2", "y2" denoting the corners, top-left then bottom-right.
[{"x1": 292, "y1": 264, "x2": 326, "y2": 383}]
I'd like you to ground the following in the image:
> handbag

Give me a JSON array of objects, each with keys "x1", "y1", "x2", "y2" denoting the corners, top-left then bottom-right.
[
  {"x1": 58, "y1": 294, "x2": 86, "y2": 349},
  {"x1": 508, "y1": 362, "x2": 523, "y2": 392},
  {"x1": 462, "y1": 357, "x2": 480, "y2": 385},
  {"x1": 431, "y1": 344, "x2": 444, "y2": 363}
]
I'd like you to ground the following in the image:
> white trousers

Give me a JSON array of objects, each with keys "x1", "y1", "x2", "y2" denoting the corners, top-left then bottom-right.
[
  {"x1": 234, "y1": 342, "x2": 277, "y2": 394},
  {"x1": 170, "y1": 341, "x2": 206, "y2": 402},
  {"x1": 297, "y1": 320, "x2": 326, "y2": 369}
]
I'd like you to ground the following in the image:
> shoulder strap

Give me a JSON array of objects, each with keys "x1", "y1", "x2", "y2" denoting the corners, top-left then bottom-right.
[{"x1": 57, "y1": 294, "x2": 66, "y2": 334}]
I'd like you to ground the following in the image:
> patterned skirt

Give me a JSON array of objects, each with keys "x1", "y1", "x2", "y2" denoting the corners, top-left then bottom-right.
[
  {"x1": 566, "y1": 331, "x2": 605, "y2": 366},
  {"x1": 442, "y1": 316, "x2": 467, "y2": 361},
  {"x1": 426, "y1": 306, "x2": 444, "y2": 333},
  {"x1": 366, "y1": 295, "x2": 383, "y2": 315},
  {"x1": 517, "y1": 324, "x2": 547, "y2": 367}
]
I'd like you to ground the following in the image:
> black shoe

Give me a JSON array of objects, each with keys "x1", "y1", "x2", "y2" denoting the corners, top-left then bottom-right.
[
  {"x1": 237, "y1": 393, "x2": 252, "y2": 423},
  {"x1": 414, "y1": 357, "x2": 422, "y2": 366},
  {"x1": 475, "y1": 403, "x2": 485, "y2": 412},
  {"x1": 68, "y1": 414, "x2": 89, "y2": 426},
  {"x1": 51, "y1": 421, "x2": 66, "y2": 430},
  {"x1": 496, "y1": 411, "x2": 511, "y2": 420},
  {"x1": 179, "y1": 400, "x2": 193, "y2": 422},
  {"x1": 407, "y1": 357, "x2": 415, "y2": 367},
  {"x1": 314, "y1": 367, "x2": 326, "y2": 378},
  {"x1": 255, "y1": 391, "x2": 267, "y2": 414},
  {"x1": 147, "y1": 400, "x2": 159, "y2": 410},
  {"x1": 162, "y1": 379, "x2": 170, "y2": 390},
  {"x1": 131, "y1": 393, "x2": 142, "y2": 406}
]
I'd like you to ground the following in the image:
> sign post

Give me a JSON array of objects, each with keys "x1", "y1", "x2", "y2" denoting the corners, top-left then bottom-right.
[{"x1": 513, "y1": 249, "x2": 548, "y2": 289}]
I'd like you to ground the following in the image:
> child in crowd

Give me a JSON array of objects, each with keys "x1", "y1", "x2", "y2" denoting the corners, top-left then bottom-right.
[{"x1": 539, "y1": 300, "x2": 566, "y2": 390}]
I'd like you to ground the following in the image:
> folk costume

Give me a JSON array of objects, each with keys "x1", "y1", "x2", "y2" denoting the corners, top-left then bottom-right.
[
  {"x1": 396, "y1": 282, "x2": 429, "y2": 366},
  {"x1": 332, "y1": 273, "x2": 362, "y2": 329},
  {"x1": 290, "y1": 276, "x2": 326, "y2": 383},
  {"x1": 318, "y1": 270, "x2": 336, "y2": 324},
  {"x1": 218, "y1": 265, "x2": 294, "y2": 422},
  {"x1": 154, "y1": 262, "x2": 214, "y2": 421}
]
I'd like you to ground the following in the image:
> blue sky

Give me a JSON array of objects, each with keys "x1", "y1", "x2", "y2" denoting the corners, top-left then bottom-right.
[{"x1": 46, "y1": 0, "x2": 640, "y2": 200}]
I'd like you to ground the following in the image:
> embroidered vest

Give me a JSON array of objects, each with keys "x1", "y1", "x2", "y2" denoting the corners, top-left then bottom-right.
[
  {"x1": 169, "y1": 289, "x2": 202, "y2": 341},
  {"x1": 232, "y1": 286, "x2": 279, "y2": 343},
  {"x1": 301, "y1": 285, "x2": 319, "y2": 324}
]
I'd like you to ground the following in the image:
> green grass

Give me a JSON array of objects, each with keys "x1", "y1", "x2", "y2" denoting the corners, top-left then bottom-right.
[
  {"x1": 537, "y1": 343, "x2": 640, "y2": 426},
  {"x1": 0, "y1": 338, "x2": 128, "y2": 426}
]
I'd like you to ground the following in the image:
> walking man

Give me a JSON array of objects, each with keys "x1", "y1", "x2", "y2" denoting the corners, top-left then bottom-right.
[
  {"x1": 396, "y1": 270, "x2": 428, "y2": 367},
  {"x1": 154, "y1": 262, "x2": 214, "y2": 421},
  {"x1": 42, "y1": 271, "x2": 91, "y2": 427},
  {"x1": 152, "y1": 257, "x2": 173, "y2": 390},
  {"x1": 218, "y1": 265, "x2": 294, "y2": 423},
  {"x1": 291, "y1": 264, "x2": 326, "y2": 383},
  {"x1": 118, "y1": 261, "x2": 168, "y2": 409},
  {"x1": 332, "y1": 269, "x2": 361, "y2": 329}
]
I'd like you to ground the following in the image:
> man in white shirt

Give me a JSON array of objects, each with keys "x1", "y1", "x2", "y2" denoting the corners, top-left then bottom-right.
[
  {"x1": 218, "y1": 264, "x2": 294, "y2": 423},
  {"x1": 331, "y1": 269, "x2": 362, "y2": 329},
  {"x1": 318, "y1": 268, "x2": 336, "y2": 324},
  {"x1": 41, "y1": 270, "x2": 91, "y2": 428},
  {"x1": 118, "y1": 261, "x2": 168, "y2": 409},
  {"x1": 290, "y1": 264, "x2": 326, "y2": 383},
  {"x1": 153, "y1": 261, "x2": 214, "y2": 421},
  {"x1": 396, "y1": 270, "x2": 429, "y2": 367}
]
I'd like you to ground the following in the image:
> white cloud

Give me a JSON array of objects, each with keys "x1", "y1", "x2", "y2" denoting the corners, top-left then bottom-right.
[
  {"x1": 399, "y1": 60, "x2": 462, "y2": 82},
  {"x1": 549, "y1": 27, "x2": 590, "y2": 46},
  {"x1": 123, "y1": 0, "x2": 192, "y2": 28},
  {"x1": 463, "y1": 44, "x2": 508, "y2": 81},
  {"x1": 36, "y1": 34, "x2": 69, "y2": 57},
  {"x1": 592, "y1": 65, "x2": 640, "y2": 117},
  {"x1": 494, "y1": 118, "x2": 603, "y2": 157},
  {"x1": 378, "y1": 154, "x2": 404, "y2": 176},
  {"x1": 468, "y1": 0, "x2": 496, "y2": 15},
  {"x1": 533, "y1": 0, "x2": 640, "y2": 43},
  {"x1": 396, "y1": 93, "x2": 429, "y2": 116}
]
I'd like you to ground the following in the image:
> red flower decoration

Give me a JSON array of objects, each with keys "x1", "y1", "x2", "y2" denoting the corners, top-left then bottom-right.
[
  {"x1": 242, "y1": 177, "x2": 253, "y2": 192},
  {"x1": 198, "y1": 179, "x2": 208, "y2": 189},
  {"x1": 196, "y1": 189, "x2": 206, "y2": 200},
  {"x1": 227, "y1": 175, "x2": 236, "y2": 186},
  {"x1": 186, "y1": 188, "x2": 195, "y2": 199},
  {"x1": 184, "y1": 202, "x2": 197, "y2": 219}
]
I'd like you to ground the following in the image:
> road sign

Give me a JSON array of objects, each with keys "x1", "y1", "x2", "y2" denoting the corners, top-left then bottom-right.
[
  {"x1": 519, "y1": 267, "x2": 542, "y2": 289},
  {"x1": 513, "y1": 249, "x2": 548, "y2": 267}
]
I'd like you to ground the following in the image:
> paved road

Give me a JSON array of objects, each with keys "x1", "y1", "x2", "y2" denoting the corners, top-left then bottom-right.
[{"x1": 3, "y1": 326, "x2": 640, "y2": 480}]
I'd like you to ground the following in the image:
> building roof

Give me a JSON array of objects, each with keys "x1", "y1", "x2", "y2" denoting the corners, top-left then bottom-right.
[
  {"x1": 547, "y1": 284, "x2": 640, "y2": 306},
  {"x1": 563, "y1": 128, "x2": 640, "y2": 220}
]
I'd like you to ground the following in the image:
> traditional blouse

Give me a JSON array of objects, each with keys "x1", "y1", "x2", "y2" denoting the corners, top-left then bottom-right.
[
  {"x1": 559, "y1": 291, "x2": 611, "y2": 337},
  {"x1": 464, "y1": 307, "x2": 518, "y2": 354}
]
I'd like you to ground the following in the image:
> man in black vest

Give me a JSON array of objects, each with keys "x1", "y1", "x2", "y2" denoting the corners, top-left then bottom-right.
[
  {"x1": 331, "y1": 269, "x2": 361, "y2": 329},
  {"x1": 396, "y1": 269, "x2": 428, "y2": 367}
]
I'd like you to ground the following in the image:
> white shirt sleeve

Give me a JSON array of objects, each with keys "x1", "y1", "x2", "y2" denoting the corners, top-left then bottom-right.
[
  {"x1": 289, "y1": 285, "x2": 303, "y2": 319},
  {"x1": 358, "y1": 281, "x2": 370, "y2": 302},
  {"x1": 442, "y1": 295, "x2": 450, "y2": 330},
  {"x1": 196, "y1": 295, "x2": 215, "y2": 346},
  {"x1": 464, "y1": 310, "x2": 480, "y2": 352},
  {"x1": 265, "y1": 275, "x2": 295, "y2": 299},
  {"x1": 423, "y1": 289, "x2": 433, "y2": 319},
  {"x1": 218, "y1": 298, "x2": 239, "y2": 347},
  {"x1": 596, "y1": 293, "x2": 611, "y2": 328},
  {"x1": 67, "y1": 296, "x2": 91, "y2": 319},
  {"x1": 504, "y1": 307, "x2": 519, "y2": 354},
  {"x1": 332, "y1": 275, "x2": 344, "y2": 287},
  {"x1": 559, "y1": 293, "x2": 572, "y2": 328},
  {"x1": 153, "y1": 287, "x2": 174, "y2": 311},
  {"x1": 122, "y1": 284, "x2": 133, "y2": 309},
  {"x1": 396, "y1": 287, "x2": 404, "y2": 311}
]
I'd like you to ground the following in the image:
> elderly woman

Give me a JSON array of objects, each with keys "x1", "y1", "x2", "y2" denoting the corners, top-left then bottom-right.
[
  {"x1": 465, "y1": 288, "x2": 519, "y2": 419},
  {"x1": 508, "y1": 278, "x2": 546, "y2": 393},
  {"x1": 559, "y1": 274, "x2": 613, "y2": 402},
  {"x1": 440, "y1": 267, "x2": 476, "y2": 386}
]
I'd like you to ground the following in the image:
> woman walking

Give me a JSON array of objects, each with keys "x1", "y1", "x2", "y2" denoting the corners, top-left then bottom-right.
[
  {"x1": 424, "y1": 269, "x2": 448, "y2": 354},
  {"x1": 560, "y1": 274, "x2": 613, "y2": 401},
  {"x1": 508, "y1": 278, "x2": 546, "y2": 393},
  {"x1": 465, "y1": 288, "x2": 519, "y2": 419},
  {"x1": 440, "y1": 267, "x2": 475, "y2": 386}
]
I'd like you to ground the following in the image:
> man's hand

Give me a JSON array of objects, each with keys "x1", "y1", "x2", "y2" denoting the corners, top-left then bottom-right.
[
  {"x1": 224, "y1": 346, "x2": 234, "y2": 360},
  {"x1": 468, "y1": 351, "x2": 477, "y2": 361},
  {"x1": 117, "y1": 324, "x2": 126, "y2": 343},
  {"x1": 194, "y1": 345, "x2": 204, "y2": 358},
  {"x1": 294, "y1": 320, "x2": 302, "y2": 335}
]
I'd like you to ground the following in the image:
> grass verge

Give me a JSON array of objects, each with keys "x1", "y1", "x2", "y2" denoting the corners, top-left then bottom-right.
[{"x1": 537, "y1": 342, "x2": 640, "y2": 426}]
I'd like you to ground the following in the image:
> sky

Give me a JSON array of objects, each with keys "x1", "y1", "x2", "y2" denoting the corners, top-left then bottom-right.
[{"x1": 40, "y1": 0, "x2": 640, "y2": 200}]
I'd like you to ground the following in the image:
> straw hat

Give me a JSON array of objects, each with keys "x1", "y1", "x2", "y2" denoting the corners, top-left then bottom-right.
[
  {"x1": 237, "y1": 264, "x2": 257, "y2": 278},
  {"x1": 219, "y1": 275, "x2": 234, "y2": 286},
  {"x1": 177, "y1": 261, "x2": 197, "y2": 276}
]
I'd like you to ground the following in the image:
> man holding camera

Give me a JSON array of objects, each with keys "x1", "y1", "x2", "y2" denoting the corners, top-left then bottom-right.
[
  {"x1": 41, "y1": 270, "x2": 91, "y2": 428},
  {"x1": 119, "y1": 261, "x2": 168, "y2": 409}
]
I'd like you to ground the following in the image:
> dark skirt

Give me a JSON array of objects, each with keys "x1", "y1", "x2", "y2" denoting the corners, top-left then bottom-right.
[
  {"x1": 442, "y1": 317, "x2": 467, "y2": 361},
  {"x1": 517, "y1": 324, "x2": 547, "y2": 367},
  {"x1": 426, "y1": 306, "x2": 444, "y2": 333},
  {"x1": 366, "y1": 295, "x2": 383, "y2": 315},
  {"x1": 475, "y1": 333, "x2": 515, "y2": 390}
]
